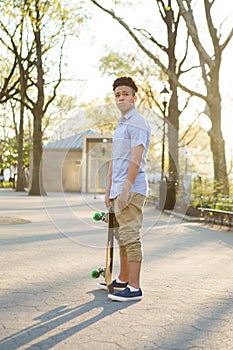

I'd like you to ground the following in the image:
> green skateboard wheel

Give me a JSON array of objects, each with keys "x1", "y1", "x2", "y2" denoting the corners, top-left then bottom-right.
[
  {"x1": 93, "y1": 212, "x2": 106, "y2": 222},
  {"x1": 91, "y1": 268, "x2": 105, "y2": 279}
]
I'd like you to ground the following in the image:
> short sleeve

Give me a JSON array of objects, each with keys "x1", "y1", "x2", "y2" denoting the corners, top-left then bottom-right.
[{"x1": 127, "y1": 124, "x2": 150, "y2": 149}]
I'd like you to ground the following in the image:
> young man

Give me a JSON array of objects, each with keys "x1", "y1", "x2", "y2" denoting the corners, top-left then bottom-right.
[{"x1": 98, "y1": 76, "x2": 150, "y2": 301}]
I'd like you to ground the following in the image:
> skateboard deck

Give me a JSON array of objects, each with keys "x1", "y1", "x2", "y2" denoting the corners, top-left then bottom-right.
[{"x1": 92, "y1": 208, "x2": 117, "y2": 294}]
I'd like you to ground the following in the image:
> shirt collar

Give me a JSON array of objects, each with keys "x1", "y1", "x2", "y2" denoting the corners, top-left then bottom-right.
[{"x1": 118, "y1": 108, "x2": 137, "y2": 123}]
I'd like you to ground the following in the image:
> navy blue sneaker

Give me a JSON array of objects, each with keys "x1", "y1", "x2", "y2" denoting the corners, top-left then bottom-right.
[
  {"x1": 108, "y1": 287, "x2": 143, "y2": 301},
  {"x1": 97, "y1": 279, "x2": 128, "y2": 291}
]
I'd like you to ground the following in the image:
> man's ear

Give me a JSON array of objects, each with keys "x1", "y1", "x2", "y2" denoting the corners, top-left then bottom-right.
[{"x1": 134, "y1": 95, "x2": 137, "y2": 102}]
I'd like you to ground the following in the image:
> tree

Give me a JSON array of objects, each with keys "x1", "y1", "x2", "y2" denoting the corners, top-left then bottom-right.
[
  {"x1": 89, "y1": 0, "x2": 232, "y2": 195},
  {"x1": 176, "y1": 0, "x2": 232, "y2": 195},
  {"x1": 0, "y1": 39, "x2": 20, "y2": 105},
  {"x1": 99, "y1": 51, "x2": 164, "y2": 108},
  {"x1": 0, "y1": 0, "x2": 86, "y2": 195},
  {"x1": 89, "y1": 0, "x2": 192, "y2": 186},
  {"x1": 0, "y1": 5, "x2": 35, "y2": 191}
]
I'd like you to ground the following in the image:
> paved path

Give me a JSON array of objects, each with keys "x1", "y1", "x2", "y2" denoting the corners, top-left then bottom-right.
[{"x1": 0, "y1": 189, "x2": 233, "y2": 350}]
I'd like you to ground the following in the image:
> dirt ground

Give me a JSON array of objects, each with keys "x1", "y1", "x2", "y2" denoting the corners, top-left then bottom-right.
[{"x1": 0, "y1": 216, "x2": 31, "y2": 225}]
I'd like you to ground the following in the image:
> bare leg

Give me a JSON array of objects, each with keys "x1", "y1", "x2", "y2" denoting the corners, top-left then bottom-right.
[
  {"x1": 128, "y1": 261, "x2": 141, "y2": 289},
  {"x1": 118, "y1": 255, "x2": 129, "y2": 282},
  {"x1": 119, "y1": 257, "x2": 141, "y2": 289}
]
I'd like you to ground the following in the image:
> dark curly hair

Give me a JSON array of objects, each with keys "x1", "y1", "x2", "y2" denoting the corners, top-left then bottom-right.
[{"x1": 112, "y1": 76, "x2": 138, "y2": 94}]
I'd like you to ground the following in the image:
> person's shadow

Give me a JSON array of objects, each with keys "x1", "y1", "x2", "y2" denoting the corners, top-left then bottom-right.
[{"x1": 0, "y1": 290, "x2": 134, "y2": 349}]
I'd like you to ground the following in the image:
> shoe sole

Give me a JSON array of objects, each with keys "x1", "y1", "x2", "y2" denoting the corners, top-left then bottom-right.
[
  {"x1": 97, "y1": 283, "x2": 108, "y2": 290},
  {"x1": 97, "y1": 283, "x2": 126, "y2": 291},
  {"x1": 107, "y1": 294, "x2": 143, "y2": 302}
]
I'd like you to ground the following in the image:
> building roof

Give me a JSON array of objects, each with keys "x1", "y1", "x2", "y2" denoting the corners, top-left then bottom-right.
[{"x1": 44, "y1": 130, "x2": 98, "y2": 150}]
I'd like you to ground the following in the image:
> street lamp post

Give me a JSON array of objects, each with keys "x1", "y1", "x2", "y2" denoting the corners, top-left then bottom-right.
[
  {"x1": 160, "y1": 88, "x2": 169, "y2": 180},
  {"x1": 159, "y1": 86, "x2": 169, "y2": 210}
]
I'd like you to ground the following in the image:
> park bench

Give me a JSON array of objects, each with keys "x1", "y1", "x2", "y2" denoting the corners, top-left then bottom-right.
[{"x1": 198, "y1": 207, "x2": 233, "y2": 231}]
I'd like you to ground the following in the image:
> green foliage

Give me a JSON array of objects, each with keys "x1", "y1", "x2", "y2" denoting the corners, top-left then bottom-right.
[
  {"x1": 99, "y1": 52, "x2": 135, "y2": 76},
  {"x1": 42, "y1": 94, "x2": 78, "y2": 138},
  {"x1": 0, "y1": 139, "x2": 18, "y2": 169},
  {"x1": 0, "y1": 135, "x2": 30, "y2": 171},
  {"x1": 99, "y1": 50, "x2": 164, "y2": 120},
  {"x1": 85, "y1": 102, "x2": 118, "y2": 133},
  {"x1": 214, "y1": 197, "x2": 233, "y2": 211},
  {"x1": 99, "y1": 50, "x2": 162, "y2": 84},
  {"x1": 0, "y1": 0, "x2": 88, "y2": 194},
  {"x1": 189, "y1": 177, "x2": 233, "y2": 210}
]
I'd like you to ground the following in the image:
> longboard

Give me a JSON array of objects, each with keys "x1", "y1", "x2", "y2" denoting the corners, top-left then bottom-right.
[{"x1": 92, "y1": 208, "x2": 117, "y2": 294}]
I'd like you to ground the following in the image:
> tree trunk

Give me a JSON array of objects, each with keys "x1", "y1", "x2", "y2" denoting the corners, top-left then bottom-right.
[
  {"x1": 15, "y1": 105, "x2": 25, "y2": 191},
  {"x1": 208, "y1": 95, "x2": 229, "y2": 195},
  {"x1": 207, "y1": 58, "x2": 229, "y2": 195},
  {"x1": 209, "y1": 129, "x2": 228, "y2": 195},
  {"x1": 176, "y1": 0, "x2": 231, "y2": 196},
  {"x1": 16, "y1": 60, "x2": 26, "y2": 192},
  {"x1": 168, "y1": 85, "x2": 179, "y2": 181},
  {"x1": 29, "y1": 107, "x2": 46, "y2": 195},
  {"x1": 166, "y1": 4, "x2": 180, "y2": 182},
  {"x1": 29, "y1": 5, "x2": 46, "y2": 196}
]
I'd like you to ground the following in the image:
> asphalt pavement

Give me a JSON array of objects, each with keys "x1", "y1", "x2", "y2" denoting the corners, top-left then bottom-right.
[{"x1": 0, "y1": 189, "x2": 233, "y2": 350}]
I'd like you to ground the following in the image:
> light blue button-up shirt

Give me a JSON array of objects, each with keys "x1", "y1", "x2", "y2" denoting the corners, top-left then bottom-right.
[{"x1": 110, "y1": 108, "x2": 151, "y2": 199}]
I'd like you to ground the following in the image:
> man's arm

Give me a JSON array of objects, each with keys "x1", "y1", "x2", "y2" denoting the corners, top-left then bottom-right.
[
  {"x1": 105, "y1": 160, "x2": 112, "y2": 209},
  {"x1": 118, "y1": 144, "x2": 144, "y2": 210}
]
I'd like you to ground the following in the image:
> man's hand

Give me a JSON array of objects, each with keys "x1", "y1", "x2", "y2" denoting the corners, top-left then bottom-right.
[
  {"x1": 105, "y1": 161, "x2": 112, "y2": 210},
  {"x1": 104, "y1": 193, "x2": 112, "y2": 210},
  {"x1": 118, "y1": 187, "x2": 130, "y2": 211},
  {"x1": 117, "y1": 144, "x2": 144, "y2": 211}
]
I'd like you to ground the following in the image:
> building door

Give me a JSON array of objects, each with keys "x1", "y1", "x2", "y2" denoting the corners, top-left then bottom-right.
[{"x1": 87, "y1": 141, "x2": 111, "y2": 193}]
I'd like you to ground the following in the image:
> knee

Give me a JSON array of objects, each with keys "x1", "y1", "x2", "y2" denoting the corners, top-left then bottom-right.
[
  {"x1": 119, "y1": 245, "x2": 127, "y2": 257},
  {"x1": 126, "y1": 239, "x2": 143, "y2": 262}
]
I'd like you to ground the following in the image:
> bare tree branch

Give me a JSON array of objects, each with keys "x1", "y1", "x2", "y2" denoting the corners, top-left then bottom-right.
[
  {"x1": 134, "y1": 28, "x2": 168, "y2": 53},
  {"x1": 89, "y1": 0, "x2": 208, "y2": 102},
  {"x1": 178, "y1": 32, "x2": 190, "y2": 75},
  {"x1": 176, "y1": 0, "x2": 213, "y2": 67},
  {"x1": 181, "y1": 125, "x2": 202, "y2": 146},
  {"x1": 43, "y1": 35, "x2": 66, "y2": 115},
  {"x1": 156, "y1": 0, "x2": 167, "y2": 24},
  {"x1": 204, "y1": 0, "x2": 219, "y2": 54},
  {"x1": 220, "y1": 27, "x2": 233, "y2": 51}
]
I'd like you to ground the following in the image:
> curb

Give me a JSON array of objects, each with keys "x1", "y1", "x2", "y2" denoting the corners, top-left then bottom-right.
[{"x1": 164, "y1": 210, "x2": 201, "y2": 223}]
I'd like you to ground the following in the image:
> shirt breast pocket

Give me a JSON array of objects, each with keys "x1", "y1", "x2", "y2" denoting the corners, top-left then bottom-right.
[{"x1": 113, "y1": 125, "x2": 130, "y2": 142}]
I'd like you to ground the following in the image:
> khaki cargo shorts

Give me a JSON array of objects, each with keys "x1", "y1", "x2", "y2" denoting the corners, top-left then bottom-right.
[{"x1": 113, "y1": 192, "x2": 146, "y2": 262}]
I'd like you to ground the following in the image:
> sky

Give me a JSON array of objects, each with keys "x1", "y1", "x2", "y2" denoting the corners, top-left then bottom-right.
[
  {"x1": 62, "y1": 0, "x2": 233, "y2": 152},
  {"x1": 64, "y1": 1, "x2": 159, "y2": 101}
]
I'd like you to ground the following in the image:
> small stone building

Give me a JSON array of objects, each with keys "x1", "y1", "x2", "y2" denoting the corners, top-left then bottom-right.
[{"x1": 41, "y1": 130, "x2": 112, "y2": 193}]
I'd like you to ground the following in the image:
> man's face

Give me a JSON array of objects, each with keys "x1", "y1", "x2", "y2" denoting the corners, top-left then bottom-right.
[{"x1": 114, "y1": 85, "x2": 137, "y2": 115}]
